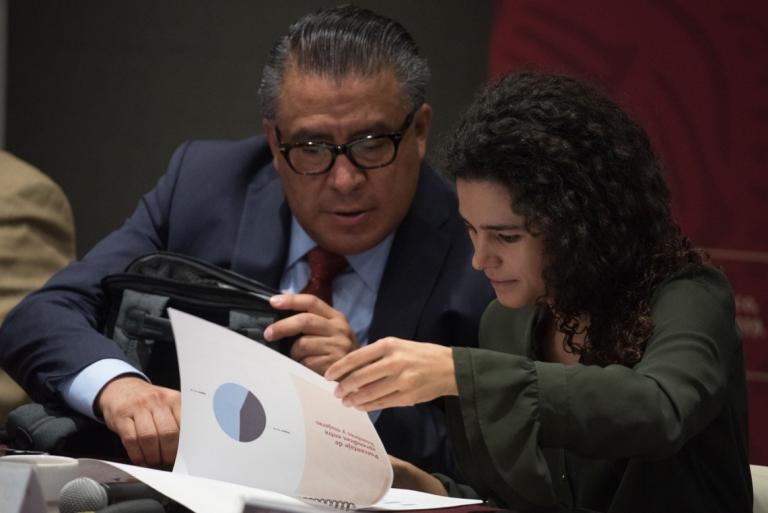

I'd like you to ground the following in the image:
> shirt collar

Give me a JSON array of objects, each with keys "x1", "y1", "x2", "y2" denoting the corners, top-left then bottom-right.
[{"x1": 285, "y1": 216, "x2": 394, "y2": 293}]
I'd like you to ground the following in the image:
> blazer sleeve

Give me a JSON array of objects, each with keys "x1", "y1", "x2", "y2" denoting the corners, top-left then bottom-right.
[
  {"x1": 449, "y1": 266, "x2": 741, "y2": 507},
  {"x1": 0, "y1": 142, "x2": 192, "y2": 403}
]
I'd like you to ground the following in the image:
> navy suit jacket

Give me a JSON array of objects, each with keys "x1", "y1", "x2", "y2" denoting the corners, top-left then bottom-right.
[{"x1": 0, "y1": 136, "x2": 494, "y2": 476}]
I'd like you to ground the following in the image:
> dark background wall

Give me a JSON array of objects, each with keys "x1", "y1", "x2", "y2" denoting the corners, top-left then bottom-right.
[{"x1": 5, "y1": 1, "x2": 491, "y2": 254}]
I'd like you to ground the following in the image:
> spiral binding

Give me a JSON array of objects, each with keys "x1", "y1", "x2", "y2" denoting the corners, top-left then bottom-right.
[{"x1": 300, "y1": 496, "x2": 356, "y2": 511}]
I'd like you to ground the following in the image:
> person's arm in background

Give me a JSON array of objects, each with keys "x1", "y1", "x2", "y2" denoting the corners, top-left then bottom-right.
[
  {"x1": 0, "y1": 151, "x2": 76, "y2": 424},
  {"x1": 0, "y1": 142, "x2": 196, "y2": 467}
]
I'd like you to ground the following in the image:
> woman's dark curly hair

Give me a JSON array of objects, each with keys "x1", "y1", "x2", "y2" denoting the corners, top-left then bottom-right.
[{"x1": 443, "y1": 72, "x2": 704, "y2": 367}]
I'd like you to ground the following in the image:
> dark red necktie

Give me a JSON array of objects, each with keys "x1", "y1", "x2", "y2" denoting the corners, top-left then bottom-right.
[{"x1": 300, "y1": 247, "x2": 348, "y2": 306}]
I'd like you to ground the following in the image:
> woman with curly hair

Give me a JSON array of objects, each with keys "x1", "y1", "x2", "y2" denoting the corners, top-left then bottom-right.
[{"x1": 326, "y1": 72, "x2": 752, "y2": 512}]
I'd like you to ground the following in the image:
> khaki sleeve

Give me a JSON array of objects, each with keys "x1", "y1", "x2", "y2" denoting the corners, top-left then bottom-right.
[
  {"x1": 0, "y1": 152, "x2": 76, "y2": 420},
  {"x1": 0, "y1": 153, "x2": 76, "y2": 321}
]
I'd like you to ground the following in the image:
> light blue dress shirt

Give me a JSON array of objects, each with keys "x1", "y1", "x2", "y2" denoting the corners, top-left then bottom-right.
[
  {"x1": 279, "y1": 216, "x2": 394, "y2": 347},
  {"x1": 60, "y1": 216, "x2": 393, "y2": 421}
]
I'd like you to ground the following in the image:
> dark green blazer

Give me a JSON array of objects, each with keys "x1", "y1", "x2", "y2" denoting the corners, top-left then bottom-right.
[{"x1": 440, "y1": 265, "x2": 752, "y2": 513}]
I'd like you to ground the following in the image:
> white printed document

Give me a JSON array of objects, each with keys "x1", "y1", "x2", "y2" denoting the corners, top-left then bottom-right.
[{"x1": 78, "y1": 310, "x2": 481, "y2": 513}]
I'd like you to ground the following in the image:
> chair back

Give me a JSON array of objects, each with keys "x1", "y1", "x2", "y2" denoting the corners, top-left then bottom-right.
[{"x1": 753, "y1": 465, "x2": 768, "y2": 513}]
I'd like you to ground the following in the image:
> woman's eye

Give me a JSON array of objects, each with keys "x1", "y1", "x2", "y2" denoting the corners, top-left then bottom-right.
[{"x1": 497, "y1": 233, "x2": 521, "y2": 244}]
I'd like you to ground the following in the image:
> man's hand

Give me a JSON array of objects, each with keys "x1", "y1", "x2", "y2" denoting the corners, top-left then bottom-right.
[
  {"x1": 96, "y1": 376, "x2": 180, "y2": 468},
  {"x1": 264, "y1": 293, "x2": 358, "y2": 375},
  {"x1": 390, "y1": 455, "x2": 448, "y2": 495},
  {"x1": 324, "y1": 337, "x2": 458, "y2": 411}
]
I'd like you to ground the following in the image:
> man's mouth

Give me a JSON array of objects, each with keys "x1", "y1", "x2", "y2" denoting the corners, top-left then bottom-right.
[
  {"x1": 328, "y1": 209, "x2": 371, "y2": 225},
  {"x1": 334, "y1": 210, "x2": 367, "y2": 217}
]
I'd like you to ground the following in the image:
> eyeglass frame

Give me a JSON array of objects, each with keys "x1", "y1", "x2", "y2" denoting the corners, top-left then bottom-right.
[{"x1": 273, "y1": 105, "x2": 420, "y2": 176}]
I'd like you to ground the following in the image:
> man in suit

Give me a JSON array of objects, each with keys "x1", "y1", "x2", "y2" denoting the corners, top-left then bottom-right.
[
  {"x1": 0, "y1": 151, "x2": 76, "y2": 423},
  {"x1": 0, "y1": 6, "x2": 493, "y2": 473}
]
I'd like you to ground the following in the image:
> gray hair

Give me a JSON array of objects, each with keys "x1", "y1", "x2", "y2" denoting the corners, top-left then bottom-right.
[{"x1": 259, "y1": 5, "x2": 430, "y2": 120}]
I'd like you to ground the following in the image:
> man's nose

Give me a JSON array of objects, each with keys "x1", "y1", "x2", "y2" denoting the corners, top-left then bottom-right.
[{"x1": 327, "y1": 154, "x2": 365, "y2": 192}]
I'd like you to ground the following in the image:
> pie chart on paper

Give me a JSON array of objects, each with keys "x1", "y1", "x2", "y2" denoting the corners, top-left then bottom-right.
[{"x1": 212, "y1": 382, "x2": 267, "y2": 442}]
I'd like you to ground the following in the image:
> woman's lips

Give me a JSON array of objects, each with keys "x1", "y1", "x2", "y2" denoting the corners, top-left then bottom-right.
[{"x1": 489, "y1": 278, "x2": 517, "y2": 288}]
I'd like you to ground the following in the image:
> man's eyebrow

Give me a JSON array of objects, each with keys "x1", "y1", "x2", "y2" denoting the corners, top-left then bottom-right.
[
  {"x1": 286, "y1": 120, "x2": 396, "y2": 143},
  {"x1": 284, "y1": 128, "x2": 334, "y2": 142},
  {"x1": 349, "y1": 121, "x2": 395, "y2": 138}
]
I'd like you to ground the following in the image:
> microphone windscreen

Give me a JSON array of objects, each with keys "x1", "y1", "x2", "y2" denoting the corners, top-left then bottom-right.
[{"x1": 58, "y1": 476, "x2": 108, "y2": 513}]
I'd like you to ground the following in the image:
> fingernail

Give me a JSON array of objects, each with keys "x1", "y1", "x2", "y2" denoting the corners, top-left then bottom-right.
[
  {"x1": 263, "y1": 326, "x2": 273, "y2": 340},
  {"x1": 270, "y1": 295, "x2": 284, "y2": 306}
]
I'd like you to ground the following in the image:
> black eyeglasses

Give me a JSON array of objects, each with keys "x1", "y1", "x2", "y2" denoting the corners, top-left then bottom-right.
[{"x1": 274, "y1": 107, "x2": 419, "y2": 176}]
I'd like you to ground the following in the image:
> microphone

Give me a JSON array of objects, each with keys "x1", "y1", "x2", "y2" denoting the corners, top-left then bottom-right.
[{"x1": 58, "y1": 477, "x2": 170, "y2": 513}]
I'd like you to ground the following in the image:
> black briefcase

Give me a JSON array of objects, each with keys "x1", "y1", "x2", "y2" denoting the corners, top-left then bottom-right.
[{"x1": 100, "y1": 251, "x2": 295, "y2": 389}]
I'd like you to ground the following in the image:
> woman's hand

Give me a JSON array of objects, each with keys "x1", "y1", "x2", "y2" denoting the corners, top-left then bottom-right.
[
  {"x1": 390, "y1": 455, "x2": 448, "y2": 496},
  {"x1": 324, "y1": 337, "x2": 458, "y2": 411}
]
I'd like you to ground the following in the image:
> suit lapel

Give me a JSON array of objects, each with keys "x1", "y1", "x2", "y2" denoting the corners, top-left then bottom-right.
[
  {"x1": 230, "y1": 166, "x2": 291, "y2": 288},
  {"x1": 369, "y1": 166, "x2": 453, "y2": 341}
]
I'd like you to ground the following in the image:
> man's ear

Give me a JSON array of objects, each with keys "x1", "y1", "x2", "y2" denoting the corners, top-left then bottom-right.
[
  {"x1": 413, "y1": 103, "x2": 433, "y2": 160},
  {"x1": 263, "y1": 118, "x2": 280, "y2": 168}
]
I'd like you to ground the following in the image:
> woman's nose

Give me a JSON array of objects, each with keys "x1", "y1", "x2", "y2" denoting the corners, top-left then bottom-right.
[{"x1": 471, "y1": 239, "x2": 495, "y2": 271}]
